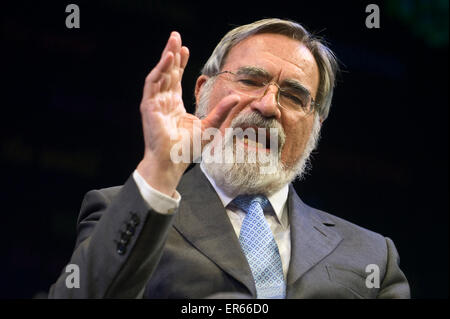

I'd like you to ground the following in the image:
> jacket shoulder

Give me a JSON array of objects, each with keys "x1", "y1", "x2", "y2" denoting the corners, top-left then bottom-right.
[{"x1": 314, "y1": 208, "x2": 385, "y2": 243}]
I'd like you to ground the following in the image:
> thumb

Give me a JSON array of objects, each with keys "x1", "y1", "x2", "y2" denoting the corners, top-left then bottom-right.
[{"x1": 201, "y1": 94, "x2": 240, "y2": 130}]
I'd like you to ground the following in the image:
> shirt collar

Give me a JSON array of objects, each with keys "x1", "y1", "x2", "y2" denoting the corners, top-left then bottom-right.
[{"x1": 200, "y1": 162, "x2": 289, "y2": 227}]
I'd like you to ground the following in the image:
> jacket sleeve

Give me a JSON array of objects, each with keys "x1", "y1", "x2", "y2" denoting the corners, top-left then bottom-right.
[
  {"x1": 48, "y1": 174, "x2": 176, "y2": 298},
  {"x1": 377, "y1": 237, "x2": 411, "y2": 298}
]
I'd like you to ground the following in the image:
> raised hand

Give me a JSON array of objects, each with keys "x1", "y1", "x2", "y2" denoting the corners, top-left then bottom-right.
[{"x1": 137, "y1": 32, "x2": 239, "y2": 197}]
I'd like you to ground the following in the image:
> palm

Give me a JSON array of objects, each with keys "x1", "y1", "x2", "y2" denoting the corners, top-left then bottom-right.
[
  {"x1": 147, "y1": 87, "x2": 188, "y2": 145},
  {"x1": 140, "y1": 32, "x2": 193, "y2": 156}
]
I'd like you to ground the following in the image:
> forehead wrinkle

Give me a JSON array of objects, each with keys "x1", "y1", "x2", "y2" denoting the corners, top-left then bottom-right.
[{"x1": 261, "y1": 50, "x2": 318, "y2": 94}]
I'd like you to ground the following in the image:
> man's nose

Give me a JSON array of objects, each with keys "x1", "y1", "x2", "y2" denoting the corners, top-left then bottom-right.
[{"x1": 249, "y1": 84, "x2": 281, "y2": 119}]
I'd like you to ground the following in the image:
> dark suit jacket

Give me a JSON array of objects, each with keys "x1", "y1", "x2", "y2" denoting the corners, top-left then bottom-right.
[{"x1": 49, "y1": 165, "x2": 410, "y2": 298}]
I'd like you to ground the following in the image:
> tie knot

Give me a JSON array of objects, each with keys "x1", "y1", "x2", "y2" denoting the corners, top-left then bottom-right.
[{"x1": 232, "y1": 195, "x2": 270, "y2": 213}]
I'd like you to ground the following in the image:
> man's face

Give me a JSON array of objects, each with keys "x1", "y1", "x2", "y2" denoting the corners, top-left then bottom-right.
[{"x1": 198, "y1": 33, "x2": 320, "y2": 170}]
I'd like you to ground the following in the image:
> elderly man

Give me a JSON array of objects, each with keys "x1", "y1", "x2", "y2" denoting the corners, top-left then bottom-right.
[{"x1": 49, "y1": 18, "x2": 410, "y2": 299}]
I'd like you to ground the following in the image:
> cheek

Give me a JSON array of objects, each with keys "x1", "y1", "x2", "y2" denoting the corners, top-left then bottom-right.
[{"x1": 281, "y1": 117, "x2": 313, "y2": 165}]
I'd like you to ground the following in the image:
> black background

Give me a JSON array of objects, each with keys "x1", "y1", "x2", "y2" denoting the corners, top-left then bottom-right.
[{"x1": 1, "y1": 0, "x2": 448, "y2": 298}]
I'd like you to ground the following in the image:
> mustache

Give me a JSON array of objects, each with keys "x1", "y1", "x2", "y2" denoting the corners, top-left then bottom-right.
[{"x1": 229, "y1": 111, "x2": 286, "y2": 150}]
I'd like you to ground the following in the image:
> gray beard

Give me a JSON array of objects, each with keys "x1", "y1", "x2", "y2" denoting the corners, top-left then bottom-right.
[{"x1": 196, "y1": 79, "x2": 321, "y2": 197}]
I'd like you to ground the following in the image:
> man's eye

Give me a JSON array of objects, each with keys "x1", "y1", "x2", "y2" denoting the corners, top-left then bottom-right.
[
  {"x1": 238, "y1": 79, "x2": 263, "y2": 86},
  {"x1": 282, "y1": 92, "x2": 305, "y2": 106}
]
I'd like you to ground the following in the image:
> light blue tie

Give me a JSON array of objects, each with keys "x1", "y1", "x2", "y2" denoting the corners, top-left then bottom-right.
[{"x1": 234, "y1": 195, "x2": 286, "y2": 299}]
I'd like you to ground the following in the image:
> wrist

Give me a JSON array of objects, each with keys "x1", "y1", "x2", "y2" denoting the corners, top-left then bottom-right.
[{"x1": 136, "y1": 154, "x2": 185, "y2": 197}]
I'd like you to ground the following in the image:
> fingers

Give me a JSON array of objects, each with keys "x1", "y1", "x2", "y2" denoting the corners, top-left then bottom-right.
[
  {"x1": 143, "y1": 31, "x2": 189, "y2": 100},
  {"x1": 202, "y1": 95, "x2": 241, "y2": 130},
  {"x1": 180, "y1": 46, "x2": 189, "y2": 70},
  {"x1": 143, "y1": 52, "x2": 171, "y2": 98},
  {"x1": 161, "y1": 31, "x2": 181, "y2": 60},
  {"x1": 147, "y1": 33, "x2": 179, "y2": 84}
]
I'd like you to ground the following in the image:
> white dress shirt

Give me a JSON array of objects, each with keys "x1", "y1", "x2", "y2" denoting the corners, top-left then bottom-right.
[{"x1": 132, "y1": 165, "x2": 291, "y2": 279}]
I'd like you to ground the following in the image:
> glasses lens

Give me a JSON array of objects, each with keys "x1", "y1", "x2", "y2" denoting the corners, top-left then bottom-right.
[
  {"x1": 278, "y1": 89, "x2": 312, "y2": 113},
  {"x1": 231, "y1": 74, "x2": 266, "y2": 96},
  {"x1": 219, "y1": 71, "x2": 314, "y2": 113}
]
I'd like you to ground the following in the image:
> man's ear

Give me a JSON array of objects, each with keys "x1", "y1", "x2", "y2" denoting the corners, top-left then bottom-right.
[{"x1": 194, "y1": 75, "x2": 210, "y2": 106}]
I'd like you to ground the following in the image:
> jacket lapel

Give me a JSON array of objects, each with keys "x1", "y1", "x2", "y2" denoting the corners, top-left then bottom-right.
[
  {"x1": 173, "y1": 165, "x2": 257, "y2": 297},
  {"x1": 286, "y1": 186, "x2": 342, "y2": 296},
  {"x1": 173, "y1": 166, "x2": 342, "y2": 298}
]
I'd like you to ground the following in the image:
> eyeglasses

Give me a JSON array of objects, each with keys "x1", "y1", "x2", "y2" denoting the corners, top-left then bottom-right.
[{"x1": 213, "y1": 70, "x2": 317, "y2": 114}]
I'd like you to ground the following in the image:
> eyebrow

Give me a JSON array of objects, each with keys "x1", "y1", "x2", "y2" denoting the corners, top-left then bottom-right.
[
  {"x1": 281, "y1": 79, "x2": 311, "y2": 98},
  {"x1": 236, "y1": 66, "x2": 271, "y2": 79}
]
